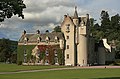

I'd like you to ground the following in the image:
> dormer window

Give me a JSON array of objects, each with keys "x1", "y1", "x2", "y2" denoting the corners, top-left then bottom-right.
[
  {"x1": 54, "y1": 36, "x2": 59, "y2": 43},
  {"x1": 46, "y1": 36, "x2": 50, "y2": 43},
  {"x1": 37, "y1": 37, "x2": 41, "y2": 43},
  {"x1": 24, "y1": 37, "x2": 28, "y2": 45},
  {"x1": 66, "y1": 24, "x2": 70, "y2": 33}
]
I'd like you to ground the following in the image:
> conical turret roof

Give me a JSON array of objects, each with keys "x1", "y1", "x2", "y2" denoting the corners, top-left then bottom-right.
[{"x1": 73, "y1": 6, "x2": 78, "y2": 19}]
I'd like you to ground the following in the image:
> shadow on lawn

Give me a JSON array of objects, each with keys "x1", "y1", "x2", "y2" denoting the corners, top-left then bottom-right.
[{"x1": 92, "y1": 77, "x2": 120, "y2": 79}]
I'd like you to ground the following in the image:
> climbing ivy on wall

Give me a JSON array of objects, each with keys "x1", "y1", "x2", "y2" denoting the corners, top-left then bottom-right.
[
  {"x1": 17, "y1": 45, "x2": 64, "y2": 65},
  {"x1": 17, "y1": 45, "x2": 36, "y2": 64}
]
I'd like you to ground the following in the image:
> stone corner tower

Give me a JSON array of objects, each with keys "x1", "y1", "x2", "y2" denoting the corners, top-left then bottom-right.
[{"x1": 77, "y1": 12, "x2": 90, "y2": 66}]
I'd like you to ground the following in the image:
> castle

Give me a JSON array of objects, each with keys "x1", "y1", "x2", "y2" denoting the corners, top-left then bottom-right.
[{"x1": 18, "y1": 7, "x2": 115, "y2": 66}]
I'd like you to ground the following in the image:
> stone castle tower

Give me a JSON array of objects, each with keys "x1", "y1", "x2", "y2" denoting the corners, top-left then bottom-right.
[{"x1": 61, "y1": 6, "x2": 90, "y2": 66}]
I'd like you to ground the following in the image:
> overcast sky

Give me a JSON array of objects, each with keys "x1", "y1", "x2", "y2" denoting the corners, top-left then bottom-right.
[{"x1": 0, "y1": 0, "x2": 120, "y2": 41}]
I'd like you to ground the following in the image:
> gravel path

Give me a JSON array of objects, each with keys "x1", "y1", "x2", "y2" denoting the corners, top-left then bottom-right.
[{"x1": 0, "y1": 66, "x2": 120, "y2": 75}]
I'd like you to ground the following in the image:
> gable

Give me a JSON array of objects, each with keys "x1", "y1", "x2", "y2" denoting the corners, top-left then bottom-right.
[
  {"x1": 61, "y1": 15, "x2": 76, "y2": 33},
  {"x1": 61, "y1": 15, "x2": 75, "y2": 28}
]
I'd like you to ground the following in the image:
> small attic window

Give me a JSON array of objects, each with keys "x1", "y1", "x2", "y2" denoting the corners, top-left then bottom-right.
[
  {"x1": 37, "y1": 37, "x2": 41, "y2": 43},
  {"x1": 24, "y1": 37, "x2": 28, "y2": 45},
  {"x1": 66, "y1": 24, "x2": 70, "y2": 33},
  {"x1": 46, "y1": 36, "x2": 50, "y2": 43},
  {"x1": 54, "y1": 36, "x2": 59, "y2": 43}
]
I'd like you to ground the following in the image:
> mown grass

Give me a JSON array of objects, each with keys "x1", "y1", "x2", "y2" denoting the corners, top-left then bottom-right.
[
  {"x1": 0, "y1": 64, "x2": 68, "y2": 72},
  {"x1": 0, "y1": 68, "x2": 120, "y2": 79}
]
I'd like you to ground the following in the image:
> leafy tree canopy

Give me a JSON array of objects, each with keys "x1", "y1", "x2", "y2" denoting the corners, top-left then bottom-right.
[
  {"x1": 0, "y1": 38, "x2": 17, "y2": 62},
  {"x1": 53, "y1": 26, "x2": 61, "y2": 32},
  {"x1": 0, "y1": 0, "x2": 26, "y2": 22},
  {"x1": 90, "y1": 10, "x2": 120, "y2": 51}
]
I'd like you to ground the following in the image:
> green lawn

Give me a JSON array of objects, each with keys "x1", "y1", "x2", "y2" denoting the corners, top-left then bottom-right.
[
  {"x1": 0, "y1": 64, "x2": 120, "y2": 79},
  {"x1": 0, "y1": 68, "x2": 120, "y2": 79},
  {"x1": 0, "y1": 64, "x2": 67, "y2": 72}
]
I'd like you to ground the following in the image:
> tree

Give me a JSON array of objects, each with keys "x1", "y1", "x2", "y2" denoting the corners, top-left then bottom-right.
[
  {"x1": 100, "y1": 10, "x2": 111, "y2": 38},
  {"x1": 0, "y1": 38, "x2": 17, "y2": 63},
  {"x1": 0, "y1": 38, "x2": 12, "y2": 62},
  {"x1": 53, "y1": 26, "x2": 61, "y2": 32},
  {"x1": 89, "y1": 18, "x2": 102, "y2": 42},
  {"x1": 89, "y1": 18, "x2": 97, "y2": 33},
  {"x1": 110, "y1": 14, "x2": 120, "y2": 40},
  {"x1": 90, "y1": 10, "x2": 120, "y2": 55},
  {"x1": 89, "y1": 18, "x2": 96, "y2": 27},
  {"x1": 0, "y1": 0, "x2": 26, "y2": 22},
  {"x1": 110, "y1": 14, "x2": 120, "y2": 51}
]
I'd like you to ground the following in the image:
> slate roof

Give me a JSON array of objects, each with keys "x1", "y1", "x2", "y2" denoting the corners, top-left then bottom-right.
[{"x1": 19, "y1": 32, "x2": 64, "y2": 43}]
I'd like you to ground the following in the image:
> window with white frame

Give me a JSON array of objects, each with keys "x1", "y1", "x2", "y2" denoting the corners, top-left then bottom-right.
[
  {"x1": 54, "y1": 50, "x2": 57, "y2": 57},
  {"x1": 45, "y1": 49, "x2": 49, "y2": 56},
  {"x1": 54, "y1": 57, "x2": 58, "y2": 64}
]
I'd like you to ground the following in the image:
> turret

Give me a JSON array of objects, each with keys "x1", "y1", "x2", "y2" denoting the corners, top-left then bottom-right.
[
  {"x1": 73, "y1": 6, "x2": 79, "y2": 44},
  {"x1": 73, "y1": 6, "x2": 78, "y2": 19},
  {"x1": 73, "y1": 6, "x2": 79, "y2": 26}
]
